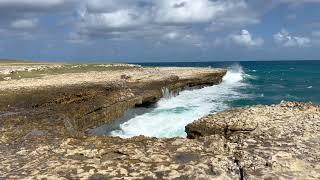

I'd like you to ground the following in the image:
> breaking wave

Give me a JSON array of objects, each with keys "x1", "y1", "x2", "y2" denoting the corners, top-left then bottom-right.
[{"x1": 110, "y1": 64, "x2": 248, "y2": 138}]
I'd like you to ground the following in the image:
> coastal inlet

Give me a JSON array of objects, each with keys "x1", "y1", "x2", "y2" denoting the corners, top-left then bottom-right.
[
  {"x1": 0, "y1": 64, "x2": 227, "y2": 140},
  {"x1": 92, "y1": 64, "x2": 248, "y2": 138}
]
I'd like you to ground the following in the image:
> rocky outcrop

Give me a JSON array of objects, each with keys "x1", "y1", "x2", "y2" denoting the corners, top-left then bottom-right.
[
  {"x1": 1, "y1": 101, "x2": 319, "y2": 179},
  {"x1": 186, "y1": 101, "x2": 320, "y2": 179}
]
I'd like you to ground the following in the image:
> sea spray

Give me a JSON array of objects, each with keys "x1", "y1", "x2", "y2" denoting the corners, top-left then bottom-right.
[
  {"x1": 223, "y1": 64, "x2": 245, "y2": 84},
  {"x1": 161, "y1": 87, "x2": 178, "y2": 99},
  {"x1": 110, "y1": 64, "x2": 248, "y2": 138}
]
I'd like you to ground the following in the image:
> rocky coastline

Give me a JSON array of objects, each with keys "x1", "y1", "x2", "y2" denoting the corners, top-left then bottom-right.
[
  {"x1": 0, "y1": 66, "x2": 226, "y2": 139},
  {"x1": 0, "y1": 64, "x2": 319, "y2": 179}
]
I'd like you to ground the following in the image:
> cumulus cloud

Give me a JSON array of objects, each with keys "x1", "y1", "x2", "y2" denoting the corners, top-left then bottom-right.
[
  {"x1": 74, "y1": 0, "x2": 262, "y2": 40},
  {"x1": 11, "y1": 18, "x2": 38, "y2": 29},
  {"x1": 78, "y1": 8, "x2": 150, "y2": 30},
  {"x1": 0, "y1": 0, "x2": 318, "y2": 54},
  {"x1": 0, "y1": 0, "x2": 73, "y2": 12},
  {"x1": 154, "y1": 0, "x2": 262, "y2": 33},
  {"x1": 0, "y1": 0, "x2": 302, "y2": 44},
  {"x1": 273, "y1": 29, "x2": 311, "y2": 47},
  {"x1": 0, "y1": 0, "x2": 78, "y2": 40},
  {"x1": 162, "y1": 31, "x2": 204, "y2": 47},
  {"x1": 229, "y1": 29, "x2": 264, "y2": 47},
  {"x1": 80, "y1": 0, "x2": 256, "y2": 28},
  {"x1": 0, "y1": 0, "x2": 63, "y2": 6},
  {"x1": 154, "y1": 0, "x2": 226, "y2": 24}
]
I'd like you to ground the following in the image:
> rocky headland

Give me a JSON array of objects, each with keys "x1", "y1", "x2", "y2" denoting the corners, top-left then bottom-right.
[{"x1": 0, "y1": 63, "x2": 319, "y2": 179}]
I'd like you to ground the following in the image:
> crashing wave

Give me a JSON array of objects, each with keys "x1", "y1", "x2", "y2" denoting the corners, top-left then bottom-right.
[{"x1": 110, "y1": 64, "x2": 248, "y2": 138}]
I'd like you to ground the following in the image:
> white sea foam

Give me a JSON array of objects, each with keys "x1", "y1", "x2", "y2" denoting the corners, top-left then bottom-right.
[{"x1": 110, "y1": 64, "x2": 248, "y2": 138}]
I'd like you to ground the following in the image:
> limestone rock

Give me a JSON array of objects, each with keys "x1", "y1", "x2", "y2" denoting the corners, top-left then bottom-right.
[{"x1": 186, "y1": 101, "x2": 320, "y2": 179}]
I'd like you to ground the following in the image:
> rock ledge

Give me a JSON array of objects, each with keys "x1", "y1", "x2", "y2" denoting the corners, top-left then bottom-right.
[{"x1": 1, "y1": 101, "x2": 319, "y2": 179}]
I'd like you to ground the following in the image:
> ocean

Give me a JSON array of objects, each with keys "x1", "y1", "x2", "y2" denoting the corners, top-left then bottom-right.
[{"x1": 96, "y1": 61, "x2": 320, "y2": 138}]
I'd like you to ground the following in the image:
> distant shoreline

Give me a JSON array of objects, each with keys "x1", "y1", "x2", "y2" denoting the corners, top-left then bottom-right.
[{"x1": 1, "y1": 59, "x2": 320, "y2": 65}]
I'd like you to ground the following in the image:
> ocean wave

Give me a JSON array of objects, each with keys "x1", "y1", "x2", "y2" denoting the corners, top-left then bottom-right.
[
  {"x1": 110, "y1": 64, "x2": 248, "y2": 138},
  {"x1": 222, "y1": 64, "x2": 245, "y2": 84}
]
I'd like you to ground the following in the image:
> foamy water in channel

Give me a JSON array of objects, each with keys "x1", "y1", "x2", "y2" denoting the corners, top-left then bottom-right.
[{"x1": 110, "y1": 64, "x2": 248, "y2": 138}]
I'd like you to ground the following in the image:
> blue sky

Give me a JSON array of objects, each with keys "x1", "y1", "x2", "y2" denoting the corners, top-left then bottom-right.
[{"x1": 0, "y1": 0, "x2": 320, "y2": 62}]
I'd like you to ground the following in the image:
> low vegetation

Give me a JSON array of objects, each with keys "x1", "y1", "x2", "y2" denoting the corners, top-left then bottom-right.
[{"x1": 0, "y1": 61, "x2": 140, "y2": 81}]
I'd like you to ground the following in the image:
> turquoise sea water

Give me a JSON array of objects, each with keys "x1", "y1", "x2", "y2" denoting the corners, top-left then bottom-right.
[
  {"x1": 138, "y1": 61, "x2": 320, "y2": 105},
  {"x1": 100, "y1": 61, "x2": 320, "y2": 138}
]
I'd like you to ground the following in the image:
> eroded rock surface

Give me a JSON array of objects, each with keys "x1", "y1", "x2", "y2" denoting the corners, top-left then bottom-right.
[
  {"x1": 186, "y1": 101, "x2": 320, "y2": 179},
  {"x1": 0, "y1": 136, "x2": 239, "y2": 179},
  {"x1": 1, "y1": 102, "x2": 319, "y2": 179}
]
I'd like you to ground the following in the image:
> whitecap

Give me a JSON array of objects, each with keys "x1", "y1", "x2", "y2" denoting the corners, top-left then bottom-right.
[{"x1": 110, "y1": 64, "x2": 249, "y2": 138}]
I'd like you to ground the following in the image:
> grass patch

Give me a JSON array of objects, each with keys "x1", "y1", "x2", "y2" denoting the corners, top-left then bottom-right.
[{"x1": 0, "y1": 64, "x2": 140, "y2": 81}]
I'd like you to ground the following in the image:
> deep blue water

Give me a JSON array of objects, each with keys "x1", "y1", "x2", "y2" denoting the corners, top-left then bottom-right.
[{"x1": 136, "y1": 61, "x2": 320, "y2": 106}]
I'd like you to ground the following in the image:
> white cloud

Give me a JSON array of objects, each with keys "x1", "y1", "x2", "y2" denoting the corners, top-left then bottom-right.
[
  {"x1": 0, "y1": 0, "x2": 69, "y2": 10},
  {"x1": 163, "y1": 32, "x2": 180, "y2": 40},
  {"x1": 0, "y1": 0, "x2": 78, "y2": 40},
  {"x1": 162, "y1": 31, "x2": 204, "y2": 47},
  {"x1": 84, "y1": 0, "x2": 141, "y2": 13},
  {"x1": 0, "y1": 0, "x2": 318, "y2": 49},
  {"x1": 154, "y1": 0, "x2": 259, "y2": 27},
  {"x1": 11, "y1": 18, "x2": 38, "y2": 29},
  {"x1": 273, "y1": 29, "x2": 311, "y2": 47},
  {"x1": 78, "y1": 8, "x2": 150, "y2": 30},
  {"x1": 229, "y1": 29, "x2": 264, "y2": 47},
  {"x1": 155, "y1": 0, "x2": 222, "y2": 24},
  {"x1": 74, "y1": 0, "x2": 262, "y2": 42}
]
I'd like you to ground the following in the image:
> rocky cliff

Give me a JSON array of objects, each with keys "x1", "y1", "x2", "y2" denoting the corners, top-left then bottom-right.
[{"x1": 0, "y1": 67, "x2": 226, "y2": 141}]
